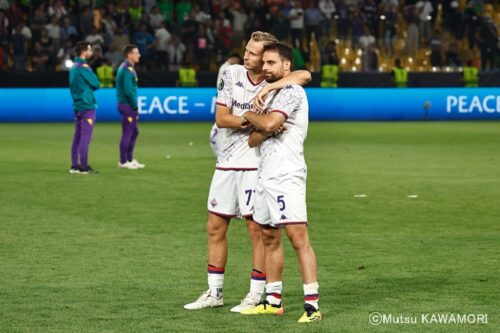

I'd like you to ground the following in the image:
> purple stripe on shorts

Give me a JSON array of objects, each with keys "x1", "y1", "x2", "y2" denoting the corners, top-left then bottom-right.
[
  {"x1": 274, "y1": 221, "x2": 308, "y2": 228},
  {"x1": 215, "y1": 167, "x2": 258, "y2": 171},
  {"x1": 208, "y1": 210, "x2": 237, "y2": 218}
]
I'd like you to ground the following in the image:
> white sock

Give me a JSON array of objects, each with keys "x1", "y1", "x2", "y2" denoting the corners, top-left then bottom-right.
[
  {"x1": 207, "y1": 265, "x2": 224, "y2": 298},
  {"x1": 265, "y1": 281, "x2": 282, "y2": 306},
  {"x1": 303, "y1": 281, "x2": 319, "y2": 310},
  {"x1": 250, "y1": 269, "x2": 266, "y2": 297}
]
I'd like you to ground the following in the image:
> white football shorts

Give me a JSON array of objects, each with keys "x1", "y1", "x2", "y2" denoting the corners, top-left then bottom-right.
[
  {"x1": 253, "y1": 170, "x2": 308, "y2": 227},
  {"x1": 207, "y1": 169, "x2": 258, "y2": 218}
]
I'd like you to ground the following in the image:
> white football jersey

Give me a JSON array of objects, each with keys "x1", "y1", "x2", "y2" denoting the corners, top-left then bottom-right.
[
  {"x1": 258, "y1": 84, "x2": 309, "y2": 179},
  {"x1": 216, "y1": 61, "x2": 231, "y2": 89},
  {"x1": 208, "y1": 61, "x2": 231, "y2": 158},
  {"x1": 215, "y1": 64, "x2": 267, "y2": 170},
  {"x1": 209, "y1": 123, "x2": 225, "y2": 157}
]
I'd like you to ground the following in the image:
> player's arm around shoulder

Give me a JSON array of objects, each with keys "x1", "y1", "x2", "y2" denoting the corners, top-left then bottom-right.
[
  {"x1": 254, "y1": 70, "x2": 311, "y2": 110},
  {"x1": 283, "y1": 70, "x2": 312, "y2": 87}
]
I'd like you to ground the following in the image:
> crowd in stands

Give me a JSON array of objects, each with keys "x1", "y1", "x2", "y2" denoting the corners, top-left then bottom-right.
[{"x1": 0, "y1": 0, "x2": 498, "y2": 74}]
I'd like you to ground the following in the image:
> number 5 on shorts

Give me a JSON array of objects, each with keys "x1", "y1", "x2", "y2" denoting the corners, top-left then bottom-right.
[{"x1": 277, "y1": 195, "x2": 285, "y2": 211}]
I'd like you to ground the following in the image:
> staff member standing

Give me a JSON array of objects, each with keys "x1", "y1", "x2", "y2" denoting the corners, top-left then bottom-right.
[
  {"x1": 392, "y1": 58, "x2": 408, "y2": 88},
  {"x1": 69, "y1": 41, "x2": 100, "y2": 174},
  {"x1": 116, "y1": 44, "x2": 145, "y2": 170},
  {"x1": 463, "y1": 60, "x2": 478, "y2": 87}
]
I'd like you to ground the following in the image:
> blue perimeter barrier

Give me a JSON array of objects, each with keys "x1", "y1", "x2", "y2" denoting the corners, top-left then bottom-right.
[{"x1": 1, "y1": 88, "x2": 499, "y2": 122}]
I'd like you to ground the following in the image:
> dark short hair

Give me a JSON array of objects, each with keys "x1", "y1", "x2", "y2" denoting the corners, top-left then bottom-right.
[
  {"x1": 263, "y1": 42, "x2": 294, "y2": 68},
  {"x1": 228, "y1": 52, "x2": 242, "y2": 61},
  {"x1": 123, "y1": 44, "x2": 138, "y2": 57},
  {"x1": 75, "y1": 41, "x2": 91, "y2": 56}
]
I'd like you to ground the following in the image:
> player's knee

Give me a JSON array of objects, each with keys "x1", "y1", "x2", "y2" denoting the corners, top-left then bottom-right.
[
  {"x1": 261, "y1": 228, "x2": 280, "y2": 248},
  {"x1": 262, "y1": 236, "x2": 280, "y2": 249},
  {"x1": 248, "y1": 229, "x2": 262, "y2": 244},
  {"x1": 247, "y1": 222, "x2": 262, "y2": 241},
  {"x1": 287, "y1": 232, "x2": 309, "y2": 251},
  {"x1": 207, "y1": 220, "x2": 226, "y2": 239}
]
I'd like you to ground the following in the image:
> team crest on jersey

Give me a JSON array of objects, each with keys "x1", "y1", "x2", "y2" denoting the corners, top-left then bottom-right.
[
  {"x1": 127, "y1": 67, "x2": 138, "y2": 81},
  {"x1": 128, "y1": 117, "x2": 133, "y2": 123},
  {"x1": 210, "y1": 198, "x2": 218, "y2": 208},
  {"x1": 86, "y1": 118, "x2": 93, "y2": 125},
  {"x1": 235, "y1": 81, "x2": 244, "y2": 88},
  {"x1": 218, "y1": 80, "x2": 224, "y2": 90}
]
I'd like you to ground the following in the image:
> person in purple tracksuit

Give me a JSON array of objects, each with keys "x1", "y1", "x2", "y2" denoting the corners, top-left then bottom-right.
[
  {"x1": 115, "y1": 44, "x2": 145, "y2": 170},
  {"x1": 69, "y1": 41, "x2": 100, "y2": 174}
]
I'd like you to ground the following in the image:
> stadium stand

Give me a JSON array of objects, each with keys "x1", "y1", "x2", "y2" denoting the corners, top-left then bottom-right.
[{"x1": 0, "y1": 0, "x2": 497, "y2": 76}]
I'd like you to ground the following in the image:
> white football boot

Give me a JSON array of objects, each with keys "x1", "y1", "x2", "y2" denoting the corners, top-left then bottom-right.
[
  {"x1": 184, "y1": 290, "x2": 224, "y2": 310},
  {"x1": 230, "y1": 292, "x2": 261, "y2": 313},
  {"x1": 130, "y1": 159, "x2": 145, "y2": 168},
  {"x1": 118, "y1": 161, "x2": 138, "y2": 170}
]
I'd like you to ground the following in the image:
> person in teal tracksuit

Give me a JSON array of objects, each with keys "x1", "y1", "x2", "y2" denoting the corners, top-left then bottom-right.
[
  {"x1": 116, "y1": 44, "x2": 145, "y2": 170},
  {"x1": 69, "y1": 41, "x2": 100, "y2": 174}
]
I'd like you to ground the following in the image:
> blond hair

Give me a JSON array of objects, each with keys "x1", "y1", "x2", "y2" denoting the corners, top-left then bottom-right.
[{"x1": 250, "y1": 31, "x2": 278, "y2": 43}]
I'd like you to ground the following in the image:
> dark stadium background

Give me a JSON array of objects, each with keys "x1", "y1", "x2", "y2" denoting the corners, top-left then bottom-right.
[{"x1": 0, "y1": 0, "x2": 498, "y2": 87}]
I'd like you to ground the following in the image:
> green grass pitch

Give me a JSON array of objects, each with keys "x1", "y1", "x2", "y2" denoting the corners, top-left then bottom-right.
[{"x1": 0, "y1": 122, "x2": 498, "y2": 332}]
